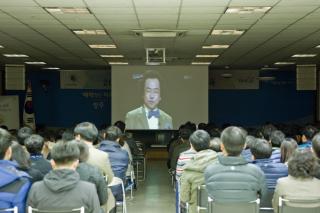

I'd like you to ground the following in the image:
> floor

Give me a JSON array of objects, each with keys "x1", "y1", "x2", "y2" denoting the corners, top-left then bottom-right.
[{"x1": 126, "y1": 160, "x2": 175, "y2": 213}]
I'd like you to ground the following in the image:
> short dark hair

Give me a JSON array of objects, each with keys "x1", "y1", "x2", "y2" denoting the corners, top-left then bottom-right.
[
  {"x1": 280, "y1": 138, "x2": 298, "y2": 163},
  {"x1": 251, "y1": 138, "x2": 272, "y2": 159},
  {"x1": 51, "y1": 141, "x2": 80, "y2": 165},
  {"x1": 261, "y1": 124, "x2": 277, "y2": 141},
  {"x1": 179, "y1": 127, "x2": 192, "y2": 140},
  {"x1": 288, "y1": 150, "x2": 317, "y2": 178},
  {"x1": 221, "y1": 126, "x2": 246, "y2": 156},
  {"x1": 0, "y1": 128, "x2": 12, "y2": 159},
  {"x1": 189, "y1": 130, "x2": 210, "y2": 152},
  {"x1": 270, "y1": 130, "x2": 285, "y2": 147},
  {"x1": 74, "y1": 122, "x2": 98, "y2": 142},
  {"x1": 24, "y1": 134, "x2": 44, "y2": 155},
  {"x1": 209, "y1": 137, "x2": 222, "y2": 152},
  {"x1": 245, "y1": 135, "x2": 256, "y2": 149},
  {"x1": 61, "y1": 129, "x2": 74, "y2": 142},
  {"x1": 11, "y1": 141, "x2": 30, "y2": 170},
  {"x1": 302, "y1": 125, "x2": 318, "y2": 140},
  {"x1": 17, "y1": 126, "x2": 33, "y2": 145},
  {"x1": 114, "y1": 120, "x2": 126, "y2": 133},
  {"x1": 105, "y1": 126, "x2": 122, "y2": 141},
  {"x1": 74, "y1": 140, "x2": 89, "y2": 163},
  {"x1": 312, "y1": 133, "x2": 320, "y2": 159}
]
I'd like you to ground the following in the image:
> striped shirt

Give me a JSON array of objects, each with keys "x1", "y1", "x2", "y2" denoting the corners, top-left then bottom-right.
[{"x1": 175, "y1": 148, "x2": 196, "y2": 180}]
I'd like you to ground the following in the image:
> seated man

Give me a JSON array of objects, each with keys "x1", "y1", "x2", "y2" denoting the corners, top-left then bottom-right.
[
  {"x1": 205, "y1": 126, "x2": 267, "y2": 202},
  {"x1": 27, "y1": 141, "x2": 101, "y2": 213},
  {"x1": 24, "y1": 134, "x2": 52, "y2": 176},
  {"x1": 180, "y1": 130, "x2": 218, "y2": 213},
  {"x1": 0, "y1": 128, "x2": 32, "y2": 213},
  {"x1": 312, "y1": 133, "x2": 320, "y2": 179}
]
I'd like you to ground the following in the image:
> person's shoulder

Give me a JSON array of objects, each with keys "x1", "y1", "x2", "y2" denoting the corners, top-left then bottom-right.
[
  {"x1": 159, "y1": 109, "x2": 172, "y2": 120},
  {"x1": 78, "y1": 179, "x2": 97, "y2": 191},
  {"x1": 126, "y1": 106, "x2": 143, "y2": 116}
]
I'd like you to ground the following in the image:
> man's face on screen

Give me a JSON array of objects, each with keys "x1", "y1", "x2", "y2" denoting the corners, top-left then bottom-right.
[{"x1": 144, "y1": 78, "x2": 161, "y2": 110}]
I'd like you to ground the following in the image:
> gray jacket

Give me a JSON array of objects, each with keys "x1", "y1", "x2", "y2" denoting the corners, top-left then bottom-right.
[
  {"x1": 27, "y1": 169, "x2": 101, "y2": 213},
  {"x1": 204, "y1": 155, "x2": 267, "y2": 202}
]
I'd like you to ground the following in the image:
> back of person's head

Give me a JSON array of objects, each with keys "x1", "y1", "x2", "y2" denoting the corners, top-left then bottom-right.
[
  {"x1": 184, "y1": 121, "x2": 197, "y2": 132},
  {"x1": 302, "y1": 125, "x2": 318, "y2": 140},
  {"x1": 312, "y1": 133, "x2": 320, "y2": 159},
  {"x1": 288, "y1": 150, "x2": 316, "y2": 178},
  {"x1": 105, "y1": 126, "x2": 122, "y2": 141},
  {"x1": 0, "y1": 128, "x2": 12, "y2": 160},
  {"x1": 51, "y1": 141, "x2": 80, "y2": 166},
  {"x1": 197, "y1": 123, "x2": 207, "y2": 130},
  {"x1": 208, "y1": 128, "x2": 221, "y2": 138},
  {"x1": 280, "y1": 138, "x2": 298, "y2": 163},
  {"x1": 114, "y1": 120, "x2": 126, "y2": 133},
  {"x1": 221, "y1": 126, "x2": 247, "y2": 156},
  {"x1": 17, "y1": 126, "x2": 33, "y2": 145},
  {"x1": 245, "y1": 135, "x2": 256, "y2": 149},
  {"x1": 72, "y1": 140, "x2": 89, "y2": 163},
  {"x1": 261, "y1": 124, "x2": 277, "y2": 141},
  {"x1": 209, "y1": 137, "x2": 222, "y2": 152},
  {"x1": 11, "y1": 141, "x2": 30, "y2": 170},
  {"x1": 24, "y1": 134, "x2": 44, "y2": 155},
  {"x1": 189, "y1": 130, "x2": 210, "y2": 152},
  {"x1": 74, "y1": 122, "x2": 98, "y2": 142},
  {"x1": 179, "y1": 127, "x2": 192, "y2": 140},
  {"x1": 61, "y1": 129, "x2": 74, "y2": 141},
  {"x1": 251, "y1": 138, "x2": 272, "y2": 159},
  {"x1": 269, "y1": 130, "x2": 285, "y2": 147}
]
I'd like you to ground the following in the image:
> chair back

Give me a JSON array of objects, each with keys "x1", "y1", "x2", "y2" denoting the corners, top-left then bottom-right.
[
  {"x1": 197, "y1": 185, "x2": 208, "y2": 213},
  {"x1": 108, "y1": 177, "x2": 127, "y2": 213},
  {"x1": 278, "y1": 196, "x2": 320, "y2": 213},
  {"x1": 208, "y1": 197, "x2": 260, "y2": 213},
  {"x1": 27, "y1": 206, "x2": 84, "y2": 213},
  {"x1": 260, "y1": 189, "x2": 274, "y2": 213},
  {"x1": 0, "y1": 206, "x2": 18, "y2": 213}
]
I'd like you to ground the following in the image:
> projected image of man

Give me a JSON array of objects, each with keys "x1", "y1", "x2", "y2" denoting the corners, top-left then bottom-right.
[{"x1": 125, "y1": 71, "x2": 173, "y2": 129}]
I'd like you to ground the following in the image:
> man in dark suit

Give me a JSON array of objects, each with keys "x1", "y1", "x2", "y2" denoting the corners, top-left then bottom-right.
[{"x1": 125, "y1": 71, "x2": 173, "y2": 129}]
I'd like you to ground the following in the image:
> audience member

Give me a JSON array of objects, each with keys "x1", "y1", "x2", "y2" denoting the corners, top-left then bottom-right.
[
  {"x1": 205, "y1": 126, "x2": 267, "y2": 202},
  {"x1": 299, "y1": 125, "x2": 318, "y2": 149},
  {"x1": 208, "y1": 137, "x2": 222, "y2": 153},
  {"x1": 27, "y1": 141, "x2": 101, "y2": 213},
  {"x1": 24, "y1": 134, "x2": 52, "y2": 175},
  {"x1": 0, "y1": 128, "x2": 32, "y2": 213},
  {"x1": 272, "y1": 150, "x2": 320, "y2": 213},
  {"x1": 241, "y1": 135, "x2": 256, "y2": 162},
  {"x1": 75, "y1": 140, "x2": 108, "y2": 206},
  {"x1": 311, "y1": 133, "x2": 320, "y2": 179},
  {"x1": 11, "y1": 141, "x2": 43, "y2": 182},
  {"x1": 180, "y1": 130, "x2": 217, "y2": 213},
  {"x1": 280, "y1": 138, "x2": 298, "y2": 164},
  {"x1": 269, "y1": 130, "x2": 285, "y2": 163},
  {"x1": 17, "y1": 126, "x2": 33, "y2": 146}
]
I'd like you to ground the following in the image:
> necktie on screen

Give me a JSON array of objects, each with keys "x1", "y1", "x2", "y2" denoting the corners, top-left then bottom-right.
[{"x1": 148, "y1": 109, "x2": 160, "y2": 119}]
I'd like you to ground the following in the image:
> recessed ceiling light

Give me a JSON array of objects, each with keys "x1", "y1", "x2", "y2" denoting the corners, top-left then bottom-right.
[
  {"x1": 274, "y1": 62, "x2": 296, "y2": 65},
  {"x1": 196, "y1": 55, "x2": 219, "y2": 58},
  {"x1": 89, "y1": 44, "x2": 116, "y2": 48},
  {"x1": 0, "y1": 45, "x2": 4, "y2": 48},
  {"x1": 25, "y1": 61, "x2": 46, "y2": 65},
  {"x1": 42, "y1": 67, "x2": 60, "y2": 70},
  {"x1": 101, "y1": 55, "x2": 123, "y2": 58},
  {"x1": 73, "y1": 30, "x2": 107, "y2": 35},
  {"x1": 202, "y1": 45, "x2": 229, "y2": 49},
  {"x1": 211, "y1": 29, "x2": 245, "y2": 35},
  {"x1": 109, "y1": 62, "x2": 128, "y2": 65},
  {"x1": 291, "y1": 54, "x2": 317, "y2": 58},
  {"x1": 45, "y1": 7, "x2": 91, "y2": 14},
  {"x1": 225, "y1": 6, "x2": 272, "y2": 14},
  {"x1": 3, "y1": 54, "x2": 29, "y2": 57},
  {"x1": 191, "y1": 62, "x2": 211, "y2": 65}
]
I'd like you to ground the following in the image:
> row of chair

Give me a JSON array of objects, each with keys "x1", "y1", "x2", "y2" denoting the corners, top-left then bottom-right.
[{"x1": 181, "y1": 184, "x2": 320, "y2": 213}]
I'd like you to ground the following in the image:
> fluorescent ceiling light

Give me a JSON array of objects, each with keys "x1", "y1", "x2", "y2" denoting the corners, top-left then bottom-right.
[
  {"x1": 25, "y1": 61, "x2": 46, "y2": 65},
  {"x1": 211, "y1": 29, "x2": 245, "y2": 35},
  {"x1": 101, "y1": 55, "x2": 123, "y2": 58},
  {"x1": 274, "y1": 62, "x2": 296, "y2": 65},
  {"x1": 89, "y1": 44, "x2": 116, "y2": 48},
  {"x1": 142, "y1": 31, "x2": 177, "y2": 38},
  {"x1": 3, "y1": 54, "x2": 29, "y2": 57},
  {"x1": 45, "y1": 7, "x2": 90, "y2": 14},
  {"x1": 292, "y1": 54, "x2": 317, "y2": 58},
  {"x1": 196, "y1": 55, "x2": 219, "y2": 58},
  {"x1": 191, "y1": 62, "x2": 211, "y2": 65},
  {"x1": 73, "y1": 30, "x2": 107, "y2": 35},
  {"x1": 226, "y1": 6, "x2": 271, "y2": 14},
  {"x1": 202, "y1": 45, "x2": 229, "y2": 49},
  {"x1": 109, "y1": 62, "x2": 128, "y2": 65},
  {"x1": 315, "y1": 45, "x2": 320, "y2": 48},
  {"x1": 0, "y1": 45, "x2": 4, "y2": 48},
  {"x1": 42, "y1": 67, "x2": 60, "y2": 70}
]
